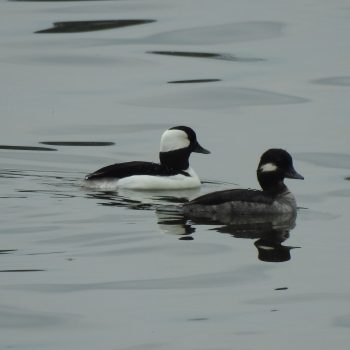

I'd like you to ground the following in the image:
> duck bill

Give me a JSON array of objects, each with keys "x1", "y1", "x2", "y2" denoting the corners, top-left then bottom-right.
[
  {"x1": 285, "y1": 167, "x2": 304, "y2": 180},
  {"x1": 193, "y1": 141, "x2": 210, "y2": 154}
]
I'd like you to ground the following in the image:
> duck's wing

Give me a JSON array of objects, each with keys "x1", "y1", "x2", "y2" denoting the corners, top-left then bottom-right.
[
  {"x1": 187, "y1": 189, "x2": 275, "y2": 206},
  {"x1": 85, "y1": 161, "x2": 164, "y2": 181}
]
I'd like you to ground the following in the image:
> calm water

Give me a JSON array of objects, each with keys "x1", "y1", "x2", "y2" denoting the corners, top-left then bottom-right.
[{"x1": 1, "y1": 0, "x2": 350, "y2": 348}]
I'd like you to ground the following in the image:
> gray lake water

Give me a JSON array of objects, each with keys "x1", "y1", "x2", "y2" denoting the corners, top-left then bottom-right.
[{"x1": 1, "y1": 0, "x2": 350, "y2": 348}]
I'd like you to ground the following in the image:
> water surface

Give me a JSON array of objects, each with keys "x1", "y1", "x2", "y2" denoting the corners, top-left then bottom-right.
[{"x1": 1, "y1": 0, "x2": 350, "y2": 349}]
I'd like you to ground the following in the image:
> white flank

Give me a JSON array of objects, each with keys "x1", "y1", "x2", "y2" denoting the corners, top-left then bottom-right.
[
  {"x1": 83, "y1": 168, "x2": 201, "y2": 190},
  {"x1": 160, "y1": 129, "x2": 190, "y2": 152},
  {"x1": 260, "y1": 162, "x2": 278, "y2": 172}
]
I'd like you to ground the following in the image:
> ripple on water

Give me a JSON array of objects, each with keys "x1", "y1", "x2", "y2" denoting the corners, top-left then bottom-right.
[
  {"x1": 333, "y1": 314, "x2": 350, "y2": 328},
  {"x1": 311, "y1": 76, "x2": 350, "y2": 87},
  {"x1": 327, "y1": 189, "x2": 350, "y2": 198},
  {"x1": 45, "y1": 123, "x2": 171, "y2": 136},
  {"x1": 139, "y1": 21, "x2": 284, "y2": 45},
  {"x1": 0, "y1": 305, "x2": 78, "y2": 329},
  {"x1": 11, "y1": 0, "x2": 97, "y2": 2},
  {"x1": 297, "y1": 208, "x2": 339, "y2": 221},
  {"x1": 9, "y1": 54, "x2": 150, "y2": 67},
  {"x1": 62, "y1": 21, "x2": 284, "y2": 46},
  {"x1": 295, "y1": 152, "x2": 350, "y2": 169},
  {"x1": 0, "y1": 168, "x2": 80, "y2": 203},
  {"x1": 247, "y1": 292, "x2": 350, "y2": 305},
  {"x1": 8, "y1": 265, "x2": 271, "y2": 292},
  {"x1": 127, "y1": 87, "x2": 308, "y2": 110},
  {"x1": 35, "y1": 19, "x2": 156, "y2": 34},
  {"x1": 0, "y1": 269, "x2": 45, "y2": 273}
]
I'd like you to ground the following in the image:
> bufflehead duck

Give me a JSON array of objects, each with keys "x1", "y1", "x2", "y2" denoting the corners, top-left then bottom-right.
[
  {"x1": 84, "y1": 126, "x2": 210, "y2": 190},
  {"x1": 184, "y1": 149, "x2": 303, "y2": 219}
]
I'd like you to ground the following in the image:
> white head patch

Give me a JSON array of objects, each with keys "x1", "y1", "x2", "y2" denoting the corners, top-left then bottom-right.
[
  {"x1": 160, "y1": 129, "x2": 190, "y2": 152},
  {"x1": 260, "y1": 163, "x2": 278, "y2": 172}
]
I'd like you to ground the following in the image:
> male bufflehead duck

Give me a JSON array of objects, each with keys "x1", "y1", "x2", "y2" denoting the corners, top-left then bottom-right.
[
  {"x1": 84, "y1": 126, "x2": 210, "y2": 190},
  {"x1": 184, "y1": 149, "x2": 303, "y2": 219}
]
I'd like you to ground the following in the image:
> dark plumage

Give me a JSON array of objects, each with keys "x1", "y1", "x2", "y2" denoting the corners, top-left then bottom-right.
[
  {"x1": 187, "y1": 188, "x2": 275, "y2": 206},
  {"x1": 85, "y1": 161, "x2": 190, "y2": 181},
  {"x1": 184, "y1": 149, "x2": 303, "y2": 217}
]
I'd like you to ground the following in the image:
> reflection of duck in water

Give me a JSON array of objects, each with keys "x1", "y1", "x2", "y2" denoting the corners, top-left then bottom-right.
[
  {"x1": 183, "y1": 149, "x2": 303, "y2": 220},
  {"x1": 84, "y1": 187, "x2": 197, "y2": 236},
  {"x1": 254, "y1": 233, "x2": 296, "y2": 262},
  {"x1": 211, "y1": 213, "x2": 299, "y2": 262},
  {"x1": 84, "y1": 187, "x2": 200, "y2": 210},
  {"x1": 157, "y1": 209, "x2": 299, "y2": 262},
  {"x1": 84, "y1": 126, "x2": 210, "y2": 190}
]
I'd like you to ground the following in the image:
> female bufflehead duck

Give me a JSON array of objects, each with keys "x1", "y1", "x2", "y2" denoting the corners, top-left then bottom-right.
[
  {"x1": 184, "y1": 149, "x2": 303, "y2": 219},
  {"x1": 84, "y1": 126, "x2": 210, "y2": 190}
]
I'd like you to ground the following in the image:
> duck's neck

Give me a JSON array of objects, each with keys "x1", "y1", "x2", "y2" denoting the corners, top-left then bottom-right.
[
  {"x1": 258, "y1": 172, "x2": 288, "y2": 196},
  {"x1": 159, "y1": 148, "x2": 190, "y2": 171}
]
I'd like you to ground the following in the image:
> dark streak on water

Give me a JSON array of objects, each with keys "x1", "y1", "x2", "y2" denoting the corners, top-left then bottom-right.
[
  {"x1": 179, "y1": 236, "x2": 194, "y2": 241},
  {"x1": 168, "y1": 79, "x2": 221, "y2": 84},
  {"x1": 11, "y1": 0, "x2": 97, "y2": 1},
  {"x1": 187, "y1": 317, "x2": 209, "y2": 321},
  {"x1": 35, "y1": 19, "x2": 156, "y2": 34},
  {"x1": 0, "y1": 250, "x2": 17, "y2": 255},
  {"x1": 0, "y1": 270, "x2": 45, "y2": 273},
  {"x1": 153, "y1": 196, "x2": 189, "y2": 204},
  {"x1": 311, "y1": 76, "x2": 350, "y2": 87},
  {"x1": 148, "y1": 51, "x2": 264, "y2": 62},
  {"x1": 0, "y1": 145, "x2": 56, "y2": 151},
  {"x1": 40, "y1": 141, "x2": 115, "y2": 147},
  {"x1": 27, "y1": 251, "x2": 65, "y2": 256}
]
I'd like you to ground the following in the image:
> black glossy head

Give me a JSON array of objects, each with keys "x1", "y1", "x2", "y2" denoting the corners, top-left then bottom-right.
[{"x1": 257, "y1": 149, "x2": 303, "y2": 192}]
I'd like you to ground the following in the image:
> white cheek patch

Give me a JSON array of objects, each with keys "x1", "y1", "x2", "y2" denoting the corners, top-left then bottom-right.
[
  {"x1": 260, "y1": 163, "x2": 278, "y2": 172},
  {"x1": 160, "y1": 129, "x2": 190, "y2": 152}
]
